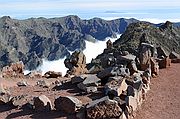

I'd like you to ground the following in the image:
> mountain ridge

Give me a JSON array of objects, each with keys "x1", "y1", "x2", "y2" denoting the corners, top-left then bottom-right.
[{"x1": 0, "y1": 15, "x2": 180, "y2": 70}]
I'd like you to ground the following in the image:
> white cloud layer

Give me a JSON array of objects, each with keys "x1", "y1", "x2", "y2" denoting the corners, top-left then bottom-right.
[{"x1": 24, "y1": 34, "x2": 121, "y2": 76}]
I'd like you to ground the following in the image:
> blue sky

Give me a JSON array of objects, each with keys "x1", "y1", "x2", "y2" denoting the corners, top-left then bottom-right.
[{"x1": 0, "y1": 0, "x2": 180, "y2": 23}]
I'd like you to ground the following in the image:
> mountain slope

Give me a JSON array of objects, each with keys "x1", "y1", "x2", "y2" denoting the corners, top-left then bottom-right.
[
  {"x1": 90, "y1": 21, "x2": 180, "y2": 70},
  {"x1": 0, "y1": 15, "x2": 139, "y2": 70}
]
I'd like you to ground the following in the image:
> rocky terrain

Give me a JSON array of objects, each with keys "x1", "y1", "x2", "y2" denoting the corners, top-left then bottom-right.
[
  {"x1": 89, "y1": 21, "x2": 180, "y2": 71},
  {"x1": 0, "y1": 20, "x2": 180, "y2": 119},
  {"x1": 0, "y1": 15, "x2": 138, "y2": 70}
]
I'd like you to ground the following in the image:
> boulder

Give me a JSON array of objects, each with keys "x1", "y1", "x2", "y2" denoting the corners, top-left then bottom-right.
[
  {"x1": 126, "y1": 73, "x2": 143, "y2": 91},
  {"x1": 44, "y1": 71, "x2": 62, "y2": 78},
  {"x1": 107, "y1": 76, "x2": 124, "y2": 82},
  {"x1": 71, "y1": 75, "x2": 87, "y2": 84},
  {"x1": 77, "y1": 74, "x2": 100, "y2": 93},
  {"x1": 169, "y1": 51, "x2": 180, "y2": 59},
  {"x1": 97, "y1": 67, "x2": 118, "y2": 79},
  {"x1": 33, "y1": 95, "x2": 52, "y2": 112},
  {"x1": 97, "y1": 66, "x2": 130, "y2": 79},
  {"x1": 64, "y1": 51, "x2": 88, "y2": 75},
  {"x1": 54, "y1": 96, "x2": 82, "y2": 114},
  {"x1": 36, "y1": 80, "x2": 51, "y2": 88},
  {"x1": 117, "y1": 54, "x2": 136, "y2": 62},
  {"x1": 106, "y1": 39, "x2": 113, "y2": 49},
  {"x1": 86, "y1": 96, "x2": 122, "y2": 119},
  {"x1": 158, "y1": 57, "x2": 171, "y2": 69},
  {"x1": 157, "y1": 47, "x2": 169, "y2": 58},
  {"x1": 139, "y1": 43, "x2": 153, "y2": 70},
  {"x1": 125, "y1": 96, "x2": 138, "y2": 112},
  {"x1": 119, "y1": 112, "x2": 127, "y2": 119},
  {"x1": 127, "y1": 85, "x2": 135, "y2": 97},
  {"x1": 17, "y1": 80, "x2": 29, "y2": 87},
  {"x1": 26, "y1": 71, "x2": 42, "y2": 78},
  {"x1": 0, "y1": 85, "x2": 11, "y2": 105},
  {"x1": 0, "y1": 94, "x2": 11, "y2": 105},
  {"x1": 171, "y1": 58, "x2": 180, "y2": 63},
  {"x1": 127, "y1": 61, "x2": 138, "y2": 75},
  {"x1": 105, "y1": 78, "x2": 128, "y2": 97},
  {"x1": 10, "y1": 95, "x2": 27, "y2": 107},
  {"x1": 118, "y1": 67, "x2": 130, "y2": 77},
  {"x1": 150, "y1": 58, "x2": 159, "y2": 76},
  {"x1": 2, "y1": 61, "x2": 24, "y2": 78}
]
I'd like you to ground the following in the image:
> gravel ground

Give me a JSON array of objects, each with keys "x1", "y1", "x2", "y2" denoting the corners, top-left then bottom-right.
[
  {"x1": 134, "y1": 63, "x2": 180, "y2": 119},
  {"x1": 0, "y1": 64, "x2": 180, "y2": 119}
]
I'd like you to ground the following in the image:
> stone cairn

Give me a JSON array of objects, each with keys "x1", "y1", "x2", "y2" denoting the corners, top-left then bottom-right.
[{"x1": 64, "y1": 51, "x2": 88, "y2": 76}]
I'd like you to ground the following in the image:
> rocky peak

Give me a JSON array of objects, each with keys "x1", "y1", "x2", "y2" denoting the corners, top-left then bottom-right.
[
  {"x1": 159, "y1": 21, "x2": 173, "y2": 30},
  {"x1": 113, "y1": 21, "x2": 180, "y2": 55}
]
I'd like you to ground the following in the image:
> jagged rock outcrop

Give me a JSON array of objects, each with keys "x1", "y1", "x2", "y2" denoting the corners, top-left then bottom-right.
[
  {"x1": 2, "y1": 61, "x2": 24, "y2": 78},
  {"x1": 64, "y1": 51, "x2": 88, "y2": 75},
  {"x1": 113, "y1": 21, "x2": 180, "y2": 55},
  {"x1": 90, "y1": 21, "x2": 180, "y2": 72}
]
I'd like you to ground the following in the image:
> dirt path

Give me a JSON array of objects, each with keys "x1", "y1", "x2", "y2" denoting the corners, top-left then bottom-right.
[{"x1": 134, "y1": 63, "x2": 180, "y2": 119}]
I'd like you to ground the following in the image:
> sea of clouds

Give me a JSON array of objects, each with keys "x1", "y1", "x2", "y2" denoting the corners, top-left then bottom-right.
[{"x1": 24, "y1": 34, "x2": 121, "y2": 76}]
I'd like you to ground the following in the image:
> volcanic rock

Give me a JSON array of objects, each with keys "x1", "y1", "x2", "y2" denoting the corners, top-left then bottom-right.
[
  {"x1": 97, "y1": 67, "x2": 118, "y2": 80},
  {"x1": 0, "y1": 94, "x2": 11, "y2": 105},
  {"x1": 125, "y1": 96, "x2": 138, "y2": 112},
  {"x1": 77, "y1": 74, "x2": 100, "y2": 93},
  {"x1": 71, "y1": 75, "x2": 87, "y2": 84},
  {"x1": 86, "y1": 96, "x2": 122, "y2": 119},
  {"x1": 138, "y1": 43, "x2": 154, "y2": 70},
  {"x1": 25, "y1": 71, "x2": 42, "y2": 78},
  {"x1": 65, "y1": 51, "x2": 88, "y2": 75},
  {"x1": 17, "y1": 80, "x2": 29, "y2": 87},
  {"x1": 114, "y1": 21, "x2": 180, "y2": 55},
  {"x1": 157, "y1": 47, "x2": 169, "y2": 58},
  {"x1": 169, "y1": 51, "x2": 180, "y2": 59},
  {"x1": 106, "y1": 39, "x2": 113, "y2": 49},
  {"x1": 44, "y1": 71, "x2": 62, "y2": 78},
  {"x1": 150, "y1": 57, "x2": 159, "y2": 76},
  {"x1": 54, "y1": 96, "x2": 82, "y2": 114},
  {"x1": 36, "y1": 80, "x2": 51, "y2": 88},
  {"x1": 0, "y1": 16, "x2": 139, "y2": 70},
  {"x1": 2, "y1": 61, "x2": 24, "y2": 78},
  {"x1": 158, "y1": 57, "x2": 171, "y2": 69},
  {"x1": 105, "y1": 77, "x2": 128, "y2": 97},
  {"x1": 127, "y1": 60, "x2": 138, "y2": 75},
  {"x1": 10, "y1": 95, "x2": 27, "y2": 107},
  {"x1": 126, "y1": 73, "x2": 143, "y2": 91},
  {"x1": 33, "y1": 95, "x2": 52, "y2": 112}
]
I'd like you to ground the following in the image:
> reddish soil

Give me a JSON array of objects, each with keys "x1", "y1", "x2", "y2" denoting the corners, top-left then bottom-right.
[
  {"x1": 0, "y1": 63, "x2": 180, "y2": 119},
  {"x1": 134, "y1": 63, "x2": 180, "y2": 119},
  {"x1": 0, "y1": 77, "x2": 104, "y2": 119}
]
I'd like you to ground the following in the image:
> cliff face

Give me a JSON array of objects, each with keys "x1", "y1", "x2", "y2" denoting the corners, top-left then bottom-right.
[{"x1": 0, "y1": 15, "x2": 138, "y2": 70}]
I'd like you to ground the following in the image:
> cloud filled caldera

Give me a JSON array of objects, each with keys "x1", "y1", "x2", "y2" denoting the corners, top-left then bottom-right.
[{"x1": 24, "y1": 34, "x2": 121, "y2": 76}]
